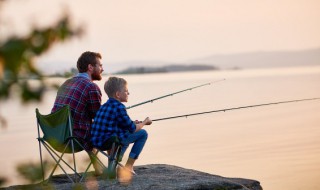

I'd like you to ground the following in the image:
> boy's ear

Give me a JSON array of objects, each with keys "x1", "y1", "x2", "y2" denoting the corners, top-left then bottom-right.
[{"x1": 115, "y1": 91, "x2": 120, "y2": 98}]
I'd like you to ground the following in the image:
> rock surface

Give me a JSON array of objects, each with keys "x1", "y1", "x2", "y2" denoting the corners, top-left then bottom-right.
[{"x1": 3, "y1": 164, "x2": 263, "y2": 190}]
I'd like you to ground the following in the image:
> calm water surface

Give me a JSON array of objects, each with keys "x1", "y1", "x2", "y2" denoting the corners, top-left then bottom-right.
[{"x1": 1, "y1": 66, "x2": 320, "y2": 189}]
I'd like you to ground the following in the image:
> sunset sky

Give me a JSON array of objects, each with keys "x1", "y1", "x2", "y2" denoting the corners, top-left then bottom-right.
[{"x1": 1, "y1": 0, "x2": 320, "y2": 73}]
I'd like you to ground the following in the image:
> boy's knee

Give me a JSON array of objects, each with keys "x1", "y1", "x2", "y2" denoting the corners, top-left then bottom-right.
[{"x1": 140, "y1": 129, "x2": 148, "y2": 139}]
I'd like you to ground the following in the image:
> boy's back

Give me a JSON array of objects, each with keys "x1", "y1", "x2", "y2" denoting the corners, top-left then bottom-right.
[
  {"x1": 91, "y1": 97, "x2": 136, "y2": 149},
  {"x1": 91, "y1": 76, "x2": 152, "y2": 182}
]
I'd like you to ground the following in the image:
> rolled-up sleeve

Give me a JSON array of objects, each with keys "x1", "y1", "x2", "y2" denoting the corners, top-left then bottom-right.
[{"x1": 116, "y1": 104, "x2": 136, "y2": 133}]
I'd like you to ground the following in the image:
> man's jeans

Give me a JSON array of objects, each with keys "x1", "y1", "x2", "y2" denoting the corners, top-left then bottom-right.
[{"x1": 120, "y1": 129, "x2": 148, "y2": 160}]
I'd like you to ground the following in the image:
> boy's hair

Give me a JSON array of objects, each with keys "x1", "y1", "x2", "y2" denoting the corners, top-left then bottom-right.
[
  {"x1": 77, "y1": 51, "x2": 102, "y2": 73},
  {"x1": 104, "y1": 77, "x2": 127, "y2": 98}
]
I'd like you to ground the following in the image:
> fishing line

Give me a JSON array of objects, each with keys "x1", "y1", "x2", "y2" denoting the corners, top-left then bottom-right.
[
  {"x1": 126, "y1": 79, "x2": 225, "y2": 109},
  {"x1": 152, "y1": 97, "x2": 320, "y2": 122}
]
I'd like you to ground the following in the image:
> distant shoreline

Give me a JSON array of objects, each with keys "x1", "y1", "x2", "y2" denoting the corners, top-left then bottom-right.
[{"x1": 115, "y1": 64, "x2": 219, "y2": 74}]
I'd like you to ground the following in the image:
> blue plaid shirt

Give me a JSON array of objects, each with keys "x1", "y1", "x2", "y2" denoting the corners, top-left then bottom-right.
[{"x1": 91, "y1": 98, "x2": 136, "y2": 148}]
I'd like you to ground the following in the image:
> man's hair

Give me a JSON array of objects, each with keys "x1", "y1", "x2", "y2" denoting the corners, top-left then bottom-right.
[
  {"x1": 77, "y1": 51, "x2": 102, "y2": 73},
  {"x1": 104, "y1": 77, "x2": 127, "y2": 98}
]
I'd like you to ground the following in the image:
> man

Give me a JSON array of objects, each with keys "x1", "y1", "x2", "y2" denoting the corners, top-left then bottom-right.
[{"x1": 52, "y1": 51, "x2": 104, "y2": 174}]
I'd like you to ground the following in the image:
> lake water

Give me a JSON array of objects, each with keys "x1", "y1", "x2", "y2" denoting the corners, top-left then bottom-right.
[{"x1": 1, "y1": 66, "x2": 320, "y2": 189}]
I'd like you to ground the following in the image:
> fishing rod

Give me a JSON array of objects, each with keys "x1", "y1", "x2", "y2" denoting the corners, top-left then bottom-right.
[
  {"x1": 126, "y1": 79, "x2": 225, "y2": 109},
  {"x1": 152, "y1": 97, "x2": 320, "y2": 122}
]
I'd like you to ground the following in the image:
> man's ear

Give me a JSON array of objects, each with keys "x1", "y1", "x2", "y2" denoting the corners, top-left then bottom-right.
[{"x1": 88, "y1": 64, "x2": 94, "y2": 71}]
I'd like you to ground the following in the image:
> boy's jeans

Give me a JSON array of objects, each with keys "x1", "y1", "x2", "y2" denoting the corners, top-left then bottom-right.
[{"x1": 120, "y1": 129, "x2": 148, "y2": 160}]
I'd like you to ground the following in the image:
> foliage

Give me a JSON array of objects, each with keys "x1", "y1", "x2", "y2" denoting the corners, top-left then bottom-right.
[
  {"x1": 0, "y1": 4, "x2": 82, "y2": 130},
  {"x1": 0, "y1": 0, "x2": 83, "y2": 187},
  {"x1": 16, "y1": 160, "x2": 54, "y2": 184},
  {"x1": 71, "y1": 183, "x2": 86, "y2": 190},
  {"x1": 0, "y1": 16, "x2": 82, "y2": 103},
  {"x1": 49, "y1": 68, "x2": 79, "y2": 78},
  {"x1": 16, "y1": 160, "x2": 87, "y2": 190},
  {"x1": 0, "y1": 176, "x2": 7, "y2": 187}
]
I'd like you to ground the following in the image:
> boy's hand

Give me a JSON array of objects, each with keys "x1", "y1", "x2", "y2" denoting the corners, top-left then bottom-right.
[
  {"x1": 134, "y1": 117, "x2": 152, "y2": 132},
  {"x1": 135, "y1": 120, "x2": 142, "y2": 124},
  {"x1": 144, "y1": 117, "x2": 152, "y2": 125}
]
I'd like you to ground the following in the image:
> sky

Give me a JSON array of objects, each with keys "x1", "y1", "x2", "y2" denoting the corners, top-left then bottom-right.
[{"x1": 1, "y1": 0, "x2": 320, "y2": 73}]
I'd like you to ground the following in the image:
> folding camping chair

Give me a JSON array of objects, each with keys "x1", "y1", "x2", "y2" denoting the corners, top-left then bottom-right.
[
  {"x1": 36, "y1": 105, "x2": 96, "y2": 183},
  {"x1": 36, "y1": 105, "x2": 123, "y2": 183},
  {"x1": 36, "y1": 105, "x2": 122, "y2": 183}
]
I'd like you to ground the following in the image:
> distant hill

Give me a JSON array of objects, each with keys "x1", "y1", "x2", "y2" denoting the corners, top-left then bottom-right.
[
  {"x1": 109, "y1": 48, "x2": 320, "y2": 73},
  {"x1": 116, "y1": 64, "x2": 218, "y2": 74},
  {"x1": 191, "y1": 48, "x2": 320, "y2": 69}
]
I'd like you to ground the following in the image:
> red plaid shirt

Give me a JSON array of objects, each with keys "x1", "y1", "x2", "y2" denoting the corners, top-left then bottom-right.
[{"x1": 52, "y1": 73, "x2": 101, "y2": 151}]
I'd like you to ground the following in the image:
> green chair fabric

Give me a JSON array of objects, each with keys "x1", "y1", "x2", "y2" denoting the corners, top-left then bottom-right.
[
  {"x1": 36, "y1": 106, "x2": 83, "y2": 153},
  {"x1": 36, "y1": 105, "x2": 93, "y2": 183}
]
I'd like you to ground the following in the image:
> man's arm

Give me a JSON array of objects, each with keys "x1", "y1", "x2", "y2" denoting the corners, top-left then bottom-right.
[{"x1": 87, "y1": 84, "x2": 102, "y2": 118}]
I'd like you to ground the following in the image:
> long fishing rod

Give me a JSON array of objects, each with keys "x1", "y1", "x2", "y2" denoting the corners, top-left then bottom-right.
[
  {"x1": 152, "y1": 97, "x2": 320, "y2": 122},
  {"x1": 126, "y1": 79, "x2": 225, "y2": 109}
]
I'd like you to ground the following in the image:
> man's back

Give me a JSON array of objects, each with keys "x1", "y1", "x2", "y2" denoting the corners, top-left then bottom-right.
[{"x1": 52, "y1": 74, "x2": 101, "y2": 150}]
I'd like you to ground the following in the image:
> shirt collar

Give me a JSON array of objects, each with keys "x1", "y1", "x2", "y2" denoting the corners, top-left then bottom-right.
[
  {"x1": 77, "y1": 72, "x2": 92, "y2": 80},
  {"x1": 109, "y1": 97, "x2": 118, "y2": 102},
  {"x1": 108, "y1": 97, "x2": 122, "y2": 104}
]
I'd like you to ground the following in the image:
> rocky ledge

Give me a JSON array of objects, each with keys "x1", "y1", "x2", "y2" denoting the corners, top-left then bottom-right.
[{"x1": 4, "y1": 164, "x2": 263, "y2": 190}]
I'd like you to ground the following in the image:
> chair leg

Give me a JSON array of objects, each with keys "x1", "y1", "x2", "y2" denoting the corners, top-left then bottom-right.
[
  {"x1": 70, "y1": 140, "x2": 78, "y2": 182},
  {"x1": 107, "y1": 144, "x2": 122, "y2": 179},
  {"x1": 79, "y1": 151, "x2": 106, "y2": 182},
  {"x1": 45, "y1": 143, "x2": 81, "y2": 177},
  {"x1": 79, "y1": 158, "x2": 94, "y2": 182},
  {"x1": 42, "y1": 143, "x2": 76, "y2": 183},
  {"x1": 38, "y1": 139, "x2": 45, "y2": 182},
  {"x1": 95, "y1": 147, "x2": 124, "y2": 179}
]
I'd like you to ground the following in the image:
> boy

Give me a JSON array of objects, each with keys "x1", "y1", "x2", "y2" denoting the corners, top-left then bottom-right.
[{"x1": 91, "y1": 76, "x2": 152, "y2": 180}]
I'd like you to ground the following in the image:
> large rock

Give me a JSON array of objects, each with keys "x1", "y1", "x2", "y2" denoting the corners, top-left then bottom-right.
[{"x1": 4, "y1": 164, "x2": 263, "y2": 190}]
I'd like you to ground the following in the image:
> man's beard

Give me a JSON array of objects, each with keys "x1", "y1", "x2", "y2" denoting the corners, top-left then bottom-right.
[{"x1": 91, "y1": 70, "x2": 102, "y2": 81}]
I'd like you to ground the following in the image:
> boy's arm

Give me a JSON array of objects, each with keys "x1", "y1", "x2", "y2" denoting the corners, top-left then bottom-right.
[
  {"x1": 117, "y1": 104, "x2": 152, "y2": 133},
  {"x1": 135, "y1": 117, "x2": 152, "y2": 132},
  {"x1": 117, "y1": 104, "x2": 137, "y2": 133}
]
